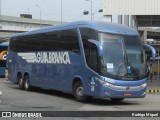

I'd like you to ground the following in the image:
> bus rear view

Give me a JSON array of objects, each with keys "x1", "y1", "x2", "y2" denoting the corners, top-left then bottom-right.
[{"x1": 7, "y1": 21, "x2": 156, "y2": 102}]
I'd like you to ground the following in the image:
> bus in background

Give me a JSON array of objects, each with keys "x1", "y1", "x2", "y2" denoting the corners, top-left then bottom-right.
[
  {"x1": 0, "y1": 44, "x2": 8, "y2": 77},
  {"x1": 7, "y1": 21, "x2": 156, "y2": 102}
]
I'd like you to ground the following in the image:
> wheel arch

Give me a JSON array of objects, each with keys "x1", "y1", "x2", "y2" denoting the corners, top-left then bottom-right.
[
  {"x1": 23, "y1": 72, "x2": 29, "y2": 78},
  {"x1": 72, "y1": 76, "x2": 89, "y2": 102},
  {"x1": 72, "y1": 76, "x2": 84, "y2": 93}
]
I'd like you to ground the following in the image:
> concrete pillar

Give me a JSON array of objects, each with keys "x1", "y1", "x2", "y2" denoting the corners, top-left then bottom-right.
[
  {"x1": 143, "y1": 30, "x2": 147, "y2": 41},
  {"x1": 125, "y1": 15, "x2": 129, "y2": 26},
  {"x1": 118, "y1": 15, "x2": 122, "y2": 24}
]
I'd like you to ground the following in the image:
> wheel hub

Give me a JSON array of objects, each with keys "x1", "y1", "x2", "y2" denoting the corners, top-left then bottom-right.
[{"x1": 76, "y1": 87, "x2": 84, "y2": 97}]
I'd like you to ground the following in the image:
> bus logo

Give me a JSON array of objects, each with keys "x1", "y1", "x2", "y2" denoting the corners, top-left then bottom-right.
[
  {"x1": 18, "y1": 52, "x2": 71, "y2": 64},
  {"x1": 0, "y1": 50, "x2": 8, "y2": 60}
]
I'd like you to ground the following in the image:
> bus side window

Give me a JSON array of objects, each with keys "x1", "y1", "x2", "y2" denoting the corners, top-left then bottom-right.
[
  {"x1": 61, "y1": 29, "x2": 80, "y2": 55},
  {"x1": 10, "y1": 29, "x2": 80, "y2": 55}
]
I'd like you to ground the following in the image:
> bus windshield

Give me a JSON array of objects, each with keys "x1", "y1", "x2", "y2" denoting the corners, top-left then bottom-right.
[{"x1": 99, "y1": 33, "x2": 146, "y2": 79}]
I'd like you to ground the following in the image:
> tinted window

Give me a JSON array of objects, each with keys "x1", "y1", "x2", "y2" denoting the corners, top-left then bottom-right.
[
  {"x1": 10, "y1": 29, "x2": 80, "y2": 54},
  {"x1": 61, "y1": 29, "x2": 80, "y2": 54}
]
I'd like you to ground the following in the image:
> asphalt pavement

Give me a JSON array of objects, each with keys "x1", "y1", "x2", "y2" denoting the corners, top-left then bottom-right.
[{"x1": 0, "y1": 78, "x2": 160, "y2": 120}]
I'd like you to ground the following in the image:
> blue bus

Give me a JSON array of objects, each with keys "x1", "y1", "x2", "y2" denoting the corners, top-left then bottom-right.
[
  {"x1": 7, "y1": 21, "x2": 156, "y2": 102},
  {"x1": 0, "y1": 44, "x2": 8, "y2": 76}
]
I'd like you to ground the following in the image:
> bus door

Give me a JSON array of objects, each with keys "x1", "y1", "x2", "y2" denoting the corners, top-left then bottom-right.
[{"x1": 85, "y1": 42, "x2": 99, "y2": 96}]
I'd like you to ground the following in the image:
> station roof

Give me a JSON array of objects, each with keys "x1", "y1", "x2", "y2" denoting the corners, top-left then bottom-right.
[
  {"x1": 1, "y1": 15, "x2": 61, "y2": 25},
  {"x1": 137, "y1": 15, "x2": 160, "y2": 41}
]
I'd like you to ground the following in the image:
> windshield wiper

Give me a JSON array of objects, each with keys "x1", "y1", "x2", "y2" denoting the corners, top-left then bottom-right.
[
  {"x1": 116, "y1": 61, "x2": 127, "y2": 76},
  {"x1": 127, "y1": 62, "x2": 140, "y2": 79},
  {"x1": 116, "y1": 53, "x2": 129, "y2": 76}
]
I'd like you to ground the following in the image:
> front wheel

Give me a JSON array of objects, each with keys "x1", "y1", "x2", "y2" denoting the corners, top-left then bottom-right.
[
  {"x1": 24, "y1": 75, "x2": 31, "y2": 91},
  {"x1": 73, "y1": 81, "x2": 88, "y2": 103}
]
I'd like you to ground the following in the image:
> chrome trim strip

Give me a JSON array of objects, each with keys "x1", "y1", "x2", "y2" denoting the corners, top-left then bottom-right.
[{"x1": 109, "y1": 85, "x2": 144, "y2": 90}]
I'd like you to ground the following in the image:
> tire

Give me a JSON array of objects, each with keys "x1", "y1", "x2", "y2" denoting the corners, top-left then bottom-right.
[
  {"x1": 73, "y1": 81, "x2": 88, "y2": 103},
  {"x1": 111, "y1": 98, "x2": 124, "y2": 102},
  {"x1": 19, "y1": 78, "x2": 24, "y2": 90},
  {"x1": 18, "y1": 74, "x2": 24, "y2": 90},
  {"x1": 24, "y1": 75, "x2": 31, "y2": 91}
]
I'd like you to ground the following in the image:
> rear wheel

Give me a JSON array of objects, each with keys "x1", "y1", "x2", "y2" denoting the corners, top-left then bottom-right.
[
  {"x1": 18, "y1": 75, "x2": 24, "y2": 90},
  {"x1": 24, "y1": 75, "x2": 31, "y2": 91},
  {"x1": 73, "y1": 81, "x2": 88, "y2": 103}
]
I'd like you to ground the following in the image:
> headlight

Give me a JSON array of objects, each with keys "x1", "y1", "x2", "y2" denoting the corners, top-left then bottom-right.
[
  {"x1": 97, "y1": 78, "x2": 115, "y2": 87},
  {"x1": 141, "y1": 83, "x2": 147, "y2": 88}
]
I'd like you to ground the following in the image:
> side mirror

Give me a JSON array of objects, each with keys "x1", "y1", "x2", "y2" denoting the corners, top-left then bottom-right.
[
  {"x1": 143, "y1": 44, "x2": 156, "y2": 60},
  {"x1": 88, "y1": 39, "x2": 103, "y2": 56}
]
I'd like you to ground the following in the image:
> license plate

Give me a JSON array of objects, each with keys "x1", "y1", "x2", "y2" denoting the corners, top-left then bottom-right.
[{"x1": 124, "y1": 92, "x2": 132, "y2": 96}]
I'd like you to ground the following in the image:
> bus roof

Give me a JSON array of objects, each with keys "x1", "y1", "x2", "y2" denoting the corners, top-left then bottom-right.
[
  {"x1": 11, "y1": 21, "x2": 139, "y2": 38},
  {"x1": 0, "y1": 44, "x2": 8, "y2": 46}
]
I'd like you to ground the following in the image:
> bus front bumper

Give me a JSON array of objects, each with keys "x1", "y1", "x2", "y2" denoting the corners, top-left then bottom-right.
[
  {"x1": 99, "y1": 86, "x2": 147, "y2": 98},
  {"x1": 97, "y1": 78, "x2": 147, "y2": 98}
]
